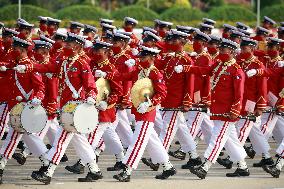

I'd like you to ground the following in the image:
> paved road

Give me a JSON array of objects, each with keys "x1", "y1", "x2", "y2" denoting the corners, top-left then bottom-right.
[{"x1": 1, "y1": 140, "x2": 283, "y2": 189}]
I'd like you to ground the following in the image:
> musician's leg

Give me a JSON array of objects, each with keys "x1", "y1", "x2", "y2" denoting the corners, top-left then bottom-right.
[
  {"x1": 153, "y1": 107, "x2": 163, "y2": 136},
  {"x1": 236, "y1": 119, "x2": 254, "y2": 146},
  {"x1": 115, "y1": 110, "x2": 133, "y2": 148},
  {"x1": 272, "y1": 116, "x2": 284, "y2": 145},
  {"x1": 200, "y1": 113, "x2": 214, "y2": 145},
  {"x1": 46, "y1": 118, "x2": 60, "y2": 144},
  {"x1": 186, "y1": 111, "x2": 204, "y2": 139},
  {"x1": 87, "y1": 122, "x2": 108, "y2": 150},
  {"x1": 0, "y1": 104, "x2": 9, "y2": 140}
]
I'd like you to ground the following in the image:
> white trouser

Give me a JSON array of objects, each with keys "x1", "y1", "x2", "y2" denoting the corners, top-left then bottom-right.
[
  {"x1": 46, "y1": 127, "x2": 96, "y2": 165},
  {"x1": 261, "y1": 112, "x2": 278, "y2": 139},
  {"x1": 276, "y1": 138, "x2": 284, "y2": 158},
  {"x1": 200, "y1": 114, "x2": 214, "y2": 145},
  {"x1": 235, "y1": 118, "x2": 256, "y2": 146},
  {"x1": 123, "y1": 121, "x2": 169, "y2": 169},
  {"x1": 0, "y1": 103, "x2": 9, "y2": 139},
  {"x1": 159, "y1": 111, "x2": 196, "y2": 152},
  {"x1": 45, "y1": 118, "x2": 60, "y2": 144},
  {"x1": 204, "y1": 120, "x2": 247, "y2": 163},
  {"x1": 113, "y1": 109, "x2": 133, "y2": 148},
  {"x1": 249, "y1": 117, "x2": 271, "y2": 155},
  {"x1": 154, "y1": 106, "x2": 164, "y2": 135},
  {"x1": 272, "y1": 116, "x2": 284, "y2": 145}
]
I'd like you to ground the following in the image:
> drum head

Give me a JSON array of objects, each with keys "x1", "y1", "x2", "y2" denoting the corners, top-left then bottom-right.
[
  {"x1": 21, "y1": 104, "x2": 47, "y2": 134},
  {"x1": 73, "y1": 103, "x2": 98, "y2": 134}
]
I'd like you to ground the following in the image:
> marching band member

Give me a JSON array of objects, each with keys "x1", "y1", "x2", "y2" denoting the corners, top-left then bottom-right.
[
  {"x1": 0, "y1": 37, "x2": 45, "y2": 184},
  {"x1": 175, "y1": 38, "x2": 250, "y2": 179},
  {"x1": 14, "y1": 33, "x2": 100, "y2": 184},
  {"x1": 96, "y1": 45, "x2": 176, "y2": 182},
  {"x1": 46, "y1": 17, "x2": 61, "y2": 38}
]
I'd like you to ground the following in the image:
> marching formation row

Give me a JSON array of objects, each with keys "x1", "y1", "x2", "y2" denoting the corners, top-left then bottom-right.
[{"x1": 0, "y1": 15, "x2": 283, "y2": 185}]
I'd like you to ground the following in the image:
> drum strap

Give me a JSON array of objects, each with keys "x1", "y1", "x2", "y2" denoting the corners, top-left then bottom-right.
[
  {"x1": 63, "y1": 60, "x2": 82, "y2": 99},
  {"x1": 14, "y1": 72, "x2": 33, "y2": 100}
]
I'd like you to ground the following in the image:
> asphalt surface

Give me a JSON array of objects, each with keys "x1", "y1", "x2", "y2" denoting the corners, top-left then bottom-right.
[{"x1": 0, "y1": 139, "x2": 283, "y2": 189}]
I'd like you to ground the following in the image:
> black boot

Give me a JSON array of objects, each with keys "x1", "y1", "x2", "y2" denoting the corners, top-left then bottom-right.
[
  {"x1": 253, "y1": 157, "x2": 274, "y2": 167},
  {"x1": 181, "y1": 157, "x2": 202, "y2": 169},
  {"x1": 189, "y1": 165, "x2": 207, "y2": 179},
  {"x1": 155, "y1": 167, "x2": 176, "y2": 180},
  {"x1": 107, "y1": 161, "x2": 123, "y2": 171},
  {"x1": 65, "y1": 160, "x2": 85, "y2": 174},
  {"x1": 168, "y1": 149, "x2": 186, "y2": 160},
  {"x1": 217, "y1": 157, "x2": 233, "y2": 169},
  {"x1": 226, "y1": 168, "x2": 250, "y2": 177},
  {"x1": 12, "y1": 152, "x2": 26, "y2": 165},
  {"x1": 78, "y1": 171, "x2": 103, "y2": 182},
  {"x1": 31, "y1": 170, "x2": 51, "y2": 185},
  {"x1": 244, "y1": 145, "x2": 256, "y2": 159},
  {"x1": 0, "y1": 169, "x2": 3, "y2": 184},
  {"x1": 1, "y1": 132, "x2": 7, "y2": 140},
  {"x1": 60, "y1": 153, "x2": 68, "y2": 162},
  {"x1": 262, "y1": 164, "x2": 280, "y2": 178},
  {"x1": 113, "y1": 170, "x2": 131, "y2": 182},
  {"x1": 141, "y1": 158, "x2": 159, "y2": 171}
]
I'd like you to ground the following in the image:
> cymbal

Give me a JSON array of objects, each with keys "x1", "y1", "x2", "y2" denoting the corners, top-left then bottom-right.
[
  {"x1": 130, "y1": 78, "x2": 154, "y2": 108},
  {"x1": 95, "y1": 78, "x2": 111, "y2": 104}
]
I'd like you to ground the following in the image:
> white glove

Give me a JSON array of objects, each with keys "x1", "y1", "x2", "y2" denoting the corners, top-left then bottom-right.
[
  {"x1": 137, "y1": 101, "x2": 151, "y2": 114},
  {"x1": 14, "y1": 65, "x2": 26, "y2": 73},
  {"x1": 0, "y1": 66, "x2": 7, "y2": 72},
  {"x1": 174, "y1": 65, "x2": 183, "y2": 73},
  {"x1": 86, "y1": 97, "x2": 96, "y2": 105},
  {"x1": 277, "y1": 61, "x2": 284, "y2": 67},
  {"x1": 30, "y1": 98, "x2": 41, "y2": 106},
  {"x1": 132, "y1": 48, "x2": 139, "y2": 56},
  {"x1": 124, "y1": 59, "x2": 136, "y2": 68},
  {"x1": 189, "y1": 52, "x2": 198, "y2": 57},
  {"x1": 246, "y1": 69, "x2": 257, "y2": 77},
  {"x1": 95, "y1": 70, "x2": 107, "y2": 78},
  {"x1": 97, "y1": 101, "x2": 108, "y2": 111}
]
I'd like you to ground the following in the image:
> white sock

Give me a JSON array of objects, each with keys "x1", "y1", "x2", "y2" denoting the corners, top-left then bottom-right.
[
  {"x1": 189, "y1": 150, "x2": 199, "y2": 159},
  {"x1": 39, "y1": 155, "x2": 49, "y2": 166},
  {"x1": 276, "y1": 157, "x2": 284, "y2": 171},
  {"x1": 125, "y1": 165, "x2": 132, "y2": 175},
  {"x1": 115, "y1": 151, "x2": 124, "y2": 162},
  {"x1": 87, "y1": 161, "x2": 100, "y2": 173},
  {"x1": 45, "y1": 163, "x2": 57, "y2": 177},
  {"x1": 201, "y1": 159, "x2": 212, "y2": 172},
  {"x1": 237, "y1": 160, "x2": 248, "y2": 169},
  {"x1": 95, "y1": 148, "x2": 101, "y2": 157},
  {"x1": 0, "y1": 156, "x2": 7, "y2": 170},
  {"x1": 162, "y1": 160, "x2": 173, "y2": 171},
  {"x1": 22, "y1": 148, "x2": 30, "y2": 158},
  {"x1": 262, "y1": 152, "x2": 271, "y2": 159},
  {"x1": 78, "y1": 159, "x2": 85, "y2": 166}
]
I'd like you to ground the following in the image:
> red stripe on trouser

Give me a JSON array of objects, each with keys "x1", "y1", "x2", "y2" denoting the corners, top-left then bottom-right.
[
  {"x1": 7, "y1": 132, "x2": 20, "y2": 159},
  {"x1": 190, "y1": 112, "x2": 201, "y2": 136},
  {"x1": 197, "y1": 130, "x2": 202, "y2": 137},
  {"x1": 0, "y1": 105, "x2": 8, "y2": 138},
  {"x1": 208, "y1": 122, "x2": 229, "y2": 162},
  {"x1": 98, "y1": 139, "x2": 104, "y2": 149},
  {"x1": 261, "y1": 113, "x2": 273, "y2": 134},
  {"x1": 126, "y1": 122, "x2": 147, "y2": 165},
  {"x1": 3, "y1": 130, "x2": 16, "y2": 158},
  {"x1": 52, "y1": 130, "x2": 67, "y2": 163},
  {"x1": 280, "y1": 150, "x2": 284, "y2": 157},
  {"x1": 164, "y1": 112, "x2": 178, "y2": 150},
  {"x1": 162, "y1": 111, "x2": 166, "y2": 119},
  {"x1": 88, "y1": 126, "x2": 99, "y2": 145},
  {"x1": 130, "y1": 122, "x2": 150, "y2": 167},
  {"x1": 239, "y1": 120, "x2": 251, "y2": 143},
  {"x1": 162, "y1": 111, "x2": 177, "y2": 147},
  {"x1": 54, "y1": 131, "x2": 68, "y2": 164},
  {"x1": 238, "y1": 119, "x2": 248, "y2": 142}
]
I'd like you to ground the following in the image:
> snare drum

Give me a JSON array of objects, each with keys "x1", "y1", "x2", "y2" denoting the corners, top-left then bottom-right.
[
  {"x1": 10, "y1": 102, "x2": 47, "y2": 134},
  {"x1": 60, "y1": 101, "x2": 98, "y2": 134}
]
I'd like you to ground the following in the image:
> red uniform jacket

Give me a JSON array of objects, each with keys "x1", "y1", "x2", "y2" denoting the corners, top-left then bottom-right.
[
  {"x1": 107, "y1": 65, "x2": 167, "y2": 122},
  {"x1": 193, "y1": 51, "x2": 213, "y2": 106},
  {"x1": 109, "y1": 51, "x2": 133, "y2": 107},
  {"x1": 25, "y1": 52, "x2": 97, "y2": 107},
  {"x1": 90, "y1": 60, "x2": 123, "y2": 123},
  {"x1": 238, "y1": 56, "x2": 267, "y2": 115},
  {"x1": 255, "y1": 66, "x2": 284, "y2": 111},
  {"x1": 183, "y1": 59, "x2": 245, "y2": 122},
  {"x1": 0, "y1": 57, "x2": 45, "y2": 110},
  {"x1": 156, "y1": 51, "x2": 194, "y2": 108}
]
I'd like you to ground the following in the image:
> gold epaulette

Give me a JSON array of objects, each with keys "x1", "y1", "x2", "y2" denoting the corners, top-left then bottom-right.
[{"x1": 232, "y1": 63, "x2": 241, "y2": 69}]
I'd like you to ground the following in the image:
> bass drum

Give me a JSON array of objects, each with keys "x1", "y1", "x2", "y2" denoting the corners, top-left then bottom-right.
[{"x1": 60, "y1": 101, "x2": 98, "y2": 134}]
